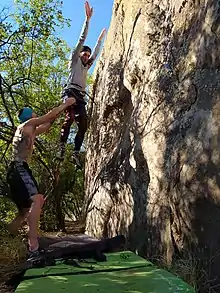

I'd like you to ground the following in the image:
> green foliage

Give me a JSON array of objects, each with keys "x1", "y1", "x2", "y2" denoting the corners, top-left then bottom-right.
[
  {"x1": 1, "y1": 0, "x2": 70, "y2": 118},
  {"x1": 0, "y1": 0, "x2": 93, "y2": 232},
  {"x1": 0, "y1": 197, "x2": 17, "y2": 231}
]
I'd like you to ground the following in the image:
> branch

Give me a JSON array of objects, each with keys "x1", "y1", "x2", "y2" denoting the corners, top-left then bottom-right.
[
  {"x1": 0, "y1": 29, "x2": 20, "y2": 48},
  {"x1": 33, "y1": 140, "x2": 56, "y2": 181},
  {"x1": 0, "y1": 78, "x2": 19, "y2": 110},
  {"x1": 0, "y1": 142, "x2": 10, "y2": 161},
  {"x1": 0, "y1": 133, "x2": 11, "y2": 143},
  {"x1": 8, "y1": 87, "x2": 19, "y2": 110},
  {"x1": 27, "y1": 24, "x2": 37, "y2": 79},
  {"x1": 0, "y1": 74, "x2": 14, "y2": 127},
  {"x1": 35, "y1": 154, "x2": 54, "y2": 180},
  {"x1": 0, "y1": 121, "x2": 15, "y2": 131},
  {"x1": 0, "y1": 128, "x2": 14, "y2": 137},
  {"x1": 0, "y1": 7, "x2": 9, "y2": 21},
  {"x1": 1, "y1": 75, "x2": 40, "y2": 111},
  {"x1": 0, "y1": 121, "x2": 15, "y2": 145},
  {"x1": 2, "y1": 75, "x2": 39, "y2": 88}
]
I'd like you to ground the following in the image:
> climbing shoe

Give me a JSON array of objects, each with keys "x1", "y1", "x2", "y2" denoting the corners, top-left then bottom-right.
[
  {"x1": 71, "y1": 151, "x2": 82, "y2": 169},
  {"x1": 56, "y1": 144, "x2": 65, "y2": 161}
]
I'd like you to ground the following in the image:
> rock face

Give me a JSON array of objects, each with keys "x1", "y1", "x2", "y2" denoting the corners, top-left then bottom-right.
[{"x1": 85, "y1": 0, "x2": 220, "y2": 289}]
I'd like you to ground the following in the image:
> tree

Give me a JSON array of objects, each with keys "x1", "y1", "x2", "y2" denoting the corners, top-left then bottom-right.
[{"x1": 0, "y1": 0, "x2": 91, "y2": 232}]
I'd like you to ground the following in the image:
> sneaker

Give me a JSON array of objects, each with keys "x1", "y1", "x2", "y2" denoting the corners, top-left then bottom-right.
[
  {"x1": 71, "y1": 151, "x2": 82, "y2": 168},
  {"x1": 26, "y1": 249, "x2": 48, "y2": 269},
  {"x1": 27, "y1": 249, "x2": 40, "y2": 260}
]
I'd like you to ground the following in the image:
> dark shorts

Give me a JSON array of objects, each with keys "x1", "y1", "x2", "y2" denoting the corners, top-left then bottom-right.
[{"x1": 6, "y1": 161, "x2": 39, "y2": 211}]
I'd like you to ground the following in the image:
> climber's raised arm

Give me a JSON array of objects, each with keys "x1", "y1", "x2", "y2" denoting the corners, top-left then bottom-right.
[
  {"x1": 88, "y1": 28, "x2": 106, "y2": 68},
  {"x1": 70, "y1": 1, "x2": 93, "y2": 64}
]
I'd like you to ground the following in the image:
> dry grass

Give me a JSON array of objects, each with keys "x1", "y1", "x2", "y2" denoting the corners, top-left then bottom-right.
[
  {"x1": 0, "y1": 231, "x2": 27, "y2": 289},
  {"x1": 0, "y1": 235, "x2": 27, "y2": 266},
  {"x1": 167, "y1": 257, "x2": 198, "y2": 291},
  {"x1": 156, "y1": 253, "x2": 220, "y2": 292},
  {"x1": 152, "y1": 254, "x2": 198, "y2": 291}
]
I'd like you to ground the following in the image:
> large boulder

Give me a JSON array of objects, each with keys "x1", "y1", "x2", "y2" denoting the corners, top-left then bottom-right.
[{"x1": 84, "y1": 0, "x2": 220, "y2": 290}]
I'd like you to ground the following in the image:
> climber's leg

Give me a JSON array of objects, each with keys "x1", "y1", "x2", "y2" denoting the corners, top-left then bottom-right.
[
  {"x1": 59, "y1": 104, "x2": 75, "y2": 159},
  {"x1": 72, "y1": 104, "x2": 88, "y2": 167},
  {"x1": 6, "y1": 161, "x2": 45, "y2": 257}
]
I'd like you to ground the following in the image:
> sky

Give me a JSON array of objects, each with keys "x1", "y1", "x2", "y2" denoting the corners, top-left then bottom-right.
[{"x1": 1, "y1": 0, "x2": 114, "y2": 72}]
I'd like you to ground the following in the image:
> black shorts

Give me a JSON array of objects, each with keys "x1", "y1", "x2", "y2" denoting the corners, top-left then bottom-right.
[{"x1": 6, "y1": 161, "x2": 39, "y2": 211}]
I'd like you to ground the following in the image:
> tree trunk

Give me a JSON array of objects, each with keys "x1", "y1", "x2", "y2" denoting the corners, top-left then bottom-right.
[{"x1": 54, "y1": 168, "x2": 66, "y2": 232}]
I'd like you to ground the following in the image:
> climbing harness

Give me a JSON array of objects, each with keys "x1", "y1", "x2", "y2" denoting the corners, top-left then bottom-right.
[{"x1": 62, "y1": 83, "x2": 96, "y2": 105}]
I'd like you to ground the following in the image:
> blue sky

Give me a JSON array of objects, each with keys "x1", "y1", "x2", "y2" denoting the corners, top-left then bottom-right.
[{"x1": 1, "y1": 0, "x2": 114, "y2": 72}]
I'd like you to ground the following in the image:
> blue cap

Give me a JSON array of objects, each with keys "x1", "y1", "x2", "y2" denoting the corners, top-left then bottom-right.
[{"x1": 18, "y1": 107, "x2": 33, "y2": 123}]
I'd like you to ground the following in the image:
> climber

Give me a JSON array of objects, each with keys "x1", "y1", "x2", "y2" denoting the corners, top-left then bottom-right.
[
  {"x1": 6, "y1": 97, "x2": 75, "y2": 259},
  {"x1": 58, "y1": 1, "x2": 106, "y2": 168}
]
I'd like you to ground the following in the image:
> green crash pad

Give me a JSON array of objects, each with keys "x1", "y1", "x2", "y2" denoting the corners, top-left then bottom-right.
[{"x1": 16, "y1": 251, "x2": 195, "y2": 293}]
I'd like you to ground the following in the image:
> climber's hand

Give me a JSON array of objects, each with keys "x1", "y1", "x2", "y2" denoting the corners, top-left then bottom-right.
[
  {"x1": 98, "y1": 28, "x2": 107, "y2": 41},
  {"x1": 85, "y1": 1, "x2": 93, "y2": 20}
]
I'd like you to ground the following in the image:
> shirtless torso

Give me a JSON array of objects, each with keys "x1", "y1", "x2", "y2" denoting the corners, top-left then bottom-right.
[{"x1": 12, "y1": 123, "x2": 36, "y2": 163}]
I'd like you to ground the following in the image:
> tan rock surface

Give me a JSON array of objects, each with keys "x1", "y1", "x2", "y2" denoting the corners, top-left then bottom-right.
[{"x1": 84, "y1": 0, "x2": 220, "y2": 289}]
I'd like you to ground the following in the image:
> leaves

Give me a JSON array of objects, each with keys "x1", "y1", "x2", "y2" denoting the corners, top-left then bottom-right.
[{"x1": 0, "y1": 0, "x2": 91, "y2": 231}]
